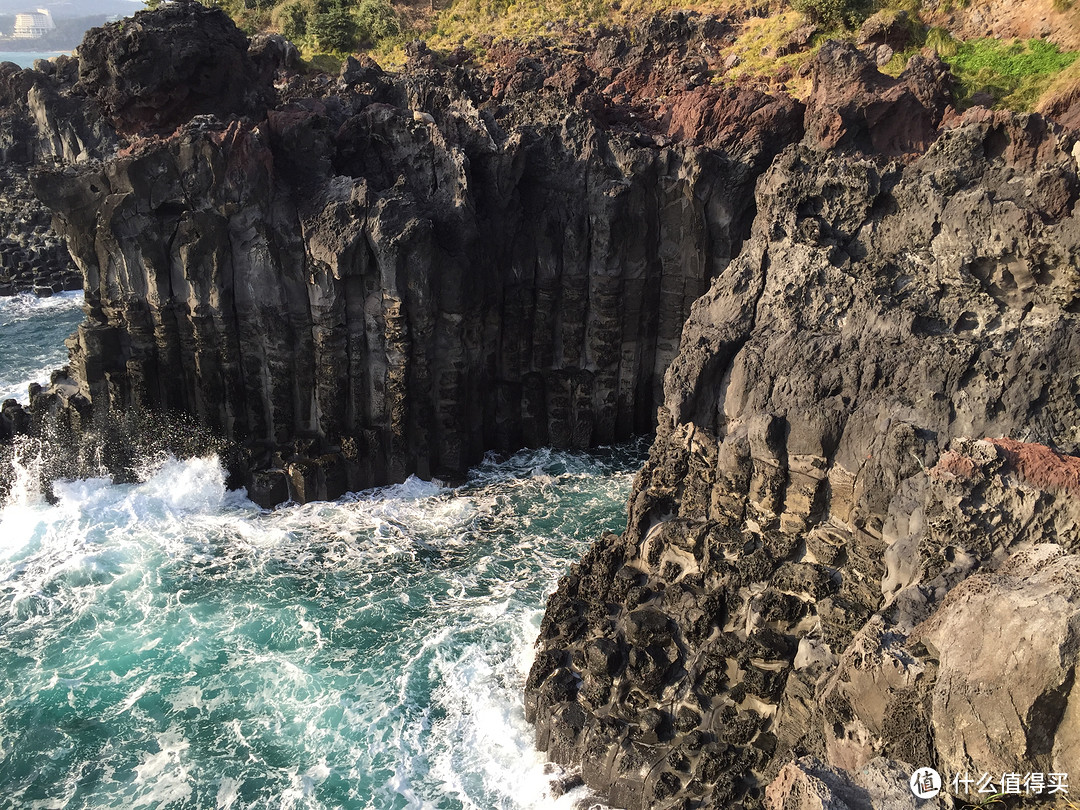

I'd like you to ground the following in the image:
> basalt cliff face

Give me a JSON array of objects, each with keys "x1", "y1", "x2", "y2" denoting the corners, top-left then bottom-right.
[
  {"x1": 16, "y1": 2, "x2": 807, "y2": 503},
  {"x1": 0, "y1": 58, "x2": 100, "y2": 297},
  {"x1": 3, "y1": 3, "x2": 1080, "y2": 808},
  {"x1": 526, "y1": 70, "x2": 1080, "y2": 810}
]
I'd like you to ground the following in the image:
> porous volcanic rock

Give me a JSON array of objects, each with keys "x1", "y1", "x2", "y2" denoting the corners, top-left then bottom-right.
[
  {"x1": 75, "y1": 0, "x2": 271, "y2": 135},
  {"x1": 526, "y1": 114, "x2": 1080, "y2": 808}
]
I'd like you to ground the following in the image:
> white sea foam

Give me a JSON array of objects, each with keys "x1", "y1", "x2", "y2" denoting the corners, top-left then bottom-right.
[
  {"x1": 0, "y1": 445, "x2": 640, "y2": 809},
  {"x1": 0, "y1": 290, "x2": 84, "y2": 404},
  {"x1": 0, "y1": 289, "x2": 83, "y2": 320}
]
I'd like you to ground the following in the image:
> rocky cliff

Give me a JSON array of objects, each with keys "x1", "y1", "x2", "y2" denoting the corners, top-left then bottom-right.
[
  {"x1": 11, "y1": 1, "x2": 808, "y2": 504},
  {"x1": 526, "y1": 53, "x2": 1080, "y2": 810},
  {"x1": 0, "y1": 58, "x2": 96, "y2": 297},
  {"x1": 3, "y1": 3, "x2": 1080, "y2": 807}
]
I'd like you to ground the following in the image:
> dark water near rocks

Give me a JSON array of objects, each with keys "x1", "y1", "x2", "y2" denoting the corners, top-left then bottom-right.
[{"x1": 0, "y1": 293, "x2": 637, "y2": 808}]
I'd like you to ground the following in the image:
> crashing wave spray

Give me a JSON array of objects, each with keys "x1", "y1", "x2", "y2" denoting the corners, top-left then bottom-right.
[{"x1": 0, "y1": 442, "x2": 644, "y2": 808}]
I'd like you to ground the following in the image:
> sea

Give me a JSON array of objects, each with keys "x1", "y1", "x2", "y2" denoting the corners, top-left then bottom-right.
[
  {"x1": 0, "y1": 291, "x2": 637, "y2": 809},
  {"x1": 0, "y1": 52, "x2": 69, "y2": 68}
]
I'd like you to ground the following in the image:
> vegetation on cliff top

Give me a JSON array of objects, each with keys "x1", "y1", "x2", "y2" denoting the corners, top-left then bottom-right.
[
  {"x1": 146, "y1": 0, "x2": 1080, "y2": 113},
  {"x1": 880, "y1": 27, "x2": 1080, "y2": 108},
  {"x1": 947, "y1": 36, "x2": 1079, "y2": 108}
]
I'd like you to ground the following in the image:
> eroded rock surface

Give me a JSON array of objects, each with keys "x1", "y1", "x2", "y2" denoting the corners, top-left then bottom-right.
[
  {"x1": 526, "y1": 115, "x2": 1080, "y2": 808},
  {"x1": 0, "y1": 55, "x2": 102, "y2": 297},
  {"x1": 2, "y1": 5, "x2": 1080, "y2": 806},
  {"x1": 764, "y1": 756, "x2": 920, "y2": 810}
]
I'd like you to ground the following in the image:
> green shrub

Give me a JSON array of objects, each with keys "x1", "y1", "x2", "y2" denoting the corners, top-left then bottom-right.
[
  {"x1": 277, "y1": 0, "x2": 310, "y2": 41},
  {"x1": 790, "y1": 0, "x2": 873, "y2": 28},
  {"x1": 309, "y1": 1, "x2": 357, "y2": 50},
  {"x1": 355, "y1": 0, "x2": 400, "y2": 46}
]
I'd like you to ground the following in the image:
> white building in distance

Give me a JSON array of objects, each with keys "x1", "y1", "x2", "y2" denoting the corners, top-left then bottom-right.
[{"x1": 13, "y1": 9, "x2": 55, "y2": 39}]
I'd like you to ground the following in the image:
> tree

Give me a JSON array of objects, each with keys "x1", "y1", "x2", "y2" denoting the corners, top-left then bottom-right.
[
  {"x1": 277, "y1": 1, "x2": 309, "y2": 42},
  {"x1": 309, "y1": 1, "x2": 356, "y2": 51},
  {"x1": 354, "y1": 0, "x2": 399, "y2": 46},
  {"x1": 791, "y1": 0, "x2": 873, "y2": 28}
]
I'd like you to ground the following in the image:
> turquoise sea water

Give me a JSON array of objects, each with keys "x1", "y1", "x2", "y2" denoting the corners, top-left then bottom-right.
[
  {"x1": 0, "y1": 52, "x2": 69, "y2": 68},
  {"x1": 0, "y1": 292, "x2": 637, "y2": 809},
  {"x1": 0, "y1": 291, "x2": 84, "y2": 405}
]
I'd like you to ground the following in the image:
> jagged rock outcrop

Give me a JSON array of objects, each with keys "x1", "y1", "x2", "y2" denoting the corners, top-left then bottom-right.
[
  {"x1": 0, "y1": 56, "x2": 98, "y2": 297},
  {"x1": 0, "y1": 1, "x2": 281, "y2": 302},
  {"x1": 805, "y1": 41, "x2": 952, "y2": 157},
  {"x1": 75, "y1": 0, "x2": 270, "y2": 135},
  {"x1": 19, "y1": 3, "x2": 807, "y2": 504},
  {"x1": 0, "y1": 167, "x2": 81, "y2": 296},
  {"x1": 527, "y1": 108, "x2": 1080, "y2": 808},
  {"x1": 5, "y1": 5, "x2": 1080, "y2": 805}
]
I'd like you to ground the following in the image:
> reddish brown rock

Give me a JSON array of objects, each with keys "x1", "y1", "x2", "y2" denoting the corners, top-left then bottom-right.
[
  {"x1": 988, "y1": 437, "x2": 1080, "y2": 496},
  {"x1": 661, "y1": 85, "x2": 805, "y2": 157},
  {"x1": 805, "y1": 41, "x2": 952, "y2": 157}
]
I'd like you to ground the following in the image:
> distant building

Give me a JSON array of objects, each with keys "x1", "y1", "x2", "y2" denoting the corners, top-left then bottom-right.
[{"x1": 13, "y1": 9, "x2": 55, "y2": 39}]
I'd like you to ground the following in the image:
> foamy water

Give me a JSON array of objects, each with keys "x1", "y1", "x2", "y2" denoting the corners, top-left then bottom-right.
[
  {"x1": 0, "y1": 290, "x2": 84, "y2": 404},
  {"x1": 0, "y1": 444, "x2": 639, "y2": 808}
]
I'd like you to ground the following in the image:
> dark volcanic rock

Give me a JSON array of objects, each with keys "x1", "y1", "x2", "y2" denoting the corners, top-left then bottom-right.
[
  {"x1": 76, "y1": 0, "x2": 271, "y2": 135},
  {"x1": 31, "y1": 109, "x2": 765, "y2": 501},
  {"x1": 22, "y1": 7, "x2": 808, "y2": 503},
  {"x1": 9, "y1": 8, "x2": 1080, "y2": 804},
  {"x1": 0, "y1": 53, "x2": 110, "y2": 298},
  {"x1": 0, "y1": 166, "x2": 81, "y2": 296},
  {"x1": 527, "y1": 116, "x2": 1080, "y2": 807}
]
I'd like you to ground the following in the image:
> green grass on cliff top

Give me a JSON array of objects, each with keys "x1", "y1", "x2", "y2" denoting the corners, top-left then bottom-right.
[
  {"x1": 883, "y1": 29, "x2": 1080, "y2": 110},
  {"x1": 189, "y1": 0, "x2": 1080, "y2": 112},
  {"x1": 412, "y1": 0, "x2": 1080, "y2": 112},
  {"x1": 948, "y1": 36, "x2": 1079, "y2": 109}
]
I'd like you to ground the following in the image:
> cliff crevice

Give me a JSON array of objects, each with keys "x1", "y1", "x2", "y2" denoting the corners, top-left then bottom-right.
[
  {"x1": 9, "y1": 2, "x2": 808, "y2": 505},
  {"x1": 527, "y1": 111, "x2": 1080, "y2": 809}
]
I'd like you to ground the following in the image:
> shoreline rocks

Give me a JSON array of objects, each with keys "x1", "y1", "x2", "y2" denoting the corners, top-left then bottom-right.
[
  {"x1": 525, "y1": 111, "x2": 1080, "y2": 808},
  {"x1": 0, "y1": 167, "x2": 81, "y2": 297},
  {"x1": 0, "y1": 5, "x2": 1078, "y2": 808}
]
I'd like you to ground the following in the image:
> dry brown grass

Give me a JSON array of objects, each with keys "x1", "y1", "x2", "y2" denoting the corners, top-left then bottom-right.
[
  {"x1": 1036, "y1": 54, "x2": 1080, "y2": 115},
  {"x1": 426, "y1": 0, "x2": 790, "y2": 52}
]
